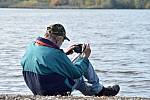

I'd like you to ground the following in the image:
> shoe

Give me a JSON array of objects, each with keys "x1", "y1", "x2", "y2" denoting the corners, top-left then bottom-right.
[{"x1": 95, "y1": 85, "x2": 120, "y2": 96}]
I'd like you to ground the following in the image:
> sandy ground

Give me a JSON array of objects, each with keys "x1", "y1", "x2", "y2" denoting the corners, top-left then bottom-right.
[{"x1": 0, "y1": 95, "x2": 149, "y2": 100}]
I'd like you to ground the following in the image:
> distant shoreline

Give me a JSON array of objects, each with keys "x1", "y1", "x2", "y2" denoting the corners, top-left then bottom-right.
[
  {"x1": 0, "y1": 0, "x2": 149, "y2": 9},
  {"x1": 0, "y1": 7, "x2": 150, "y2": 9}
]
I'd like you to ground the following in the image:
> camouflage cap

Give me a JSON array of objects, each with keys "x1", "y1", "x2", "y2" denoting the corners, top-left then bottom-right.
[{"x1": 47, "y1": 24, "x2": 70, "y2": 41}]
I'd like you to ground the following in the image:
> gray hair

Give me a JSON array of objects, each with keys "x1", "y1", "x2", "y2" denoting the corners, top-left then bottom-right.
[{"x1": 44, "y1": 30, "x2": 58, "y2": 41}]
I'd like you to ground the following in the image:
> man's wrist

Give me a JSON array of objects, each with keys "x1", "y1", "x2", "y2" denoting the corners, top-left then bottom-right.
[
  {"x1": 82, "y1": 55, "x2": 89, "y2": 60},
  {"x1": 82, "y1": 54, "x2": 89, "y2": 59}
]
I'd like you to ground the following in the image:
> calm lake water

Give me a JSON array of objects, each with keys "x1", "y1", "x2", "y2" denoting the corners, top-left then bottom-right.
[{"x1": 0, "y1": 8, "x2": 150, "y2": 97}]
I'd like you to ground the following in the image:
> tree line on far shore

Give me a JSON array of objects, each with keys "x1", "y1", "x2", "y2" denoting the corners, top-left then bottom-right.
[
  {"x1": 48, "y1": 0, "x2": 150, "y2": 9},
  {"x1": 0, "y1": 0, "x2": 150, "y2": 9}
]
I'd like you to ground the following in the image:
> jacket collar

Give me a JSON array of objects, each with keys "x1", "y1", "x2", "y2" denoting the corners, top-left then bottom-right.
[{"x1": 35, "y1": 37, "x2": 60, "y2": 49}]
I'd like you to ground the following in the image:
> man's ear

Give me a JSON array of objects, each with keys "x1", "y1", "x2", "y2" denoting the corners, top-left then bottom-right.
[
  {"x1": 56, "y1": 36, "x2": 62, "y2": 41},
  {"x1": 55, "y1": 36, "x2": 60, "y2": 44}
]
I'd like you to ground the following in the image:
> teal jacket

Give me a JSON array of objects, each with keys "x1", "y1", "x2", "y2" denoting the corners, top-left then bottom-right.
[{"x1": 21, "y1": 37, "x2": 89, "y2": 95}]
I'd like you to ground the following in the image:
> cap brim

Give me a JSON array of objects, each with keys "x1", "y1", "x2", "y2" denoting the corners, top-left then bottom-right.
[{"x1": 64, "y1": 36, "x2": 70, "y2": 41}]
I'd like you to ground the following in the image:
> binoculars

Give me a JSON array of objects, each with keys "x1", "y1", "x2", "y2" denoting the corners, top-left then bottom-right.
[
  {"x1": 66, "y1": 44, "x2": 84, "y2": 55},
  {"x1": 73, "y1": 44, "x2": 83, "y2": 53}
]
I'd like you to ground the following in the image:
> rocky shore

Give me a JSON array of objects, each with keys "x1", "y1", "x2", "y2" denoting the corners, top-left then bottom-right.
[{"x1": 0, "y1": 95, "x2": 149, "y2": 100}]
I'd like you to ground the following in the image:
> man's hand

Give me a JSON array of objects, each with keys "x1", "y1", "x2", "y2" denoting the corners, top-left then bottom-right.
[
  {"x1": 65, "y1": 45, "x2": 75, "y2": 55},
  {"x1": 65, "y1": 43, "x2": 91, "y2": 57},
  {"x1": 83, "y1": 43, "x2": 91, "y2": 58}
]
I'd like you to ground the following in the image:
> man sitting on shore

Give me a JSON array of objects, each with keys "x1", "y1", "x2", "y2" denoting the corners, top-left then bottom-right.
[{"x1": 21, "y1": 24, "x2": 120, "y2": 96}]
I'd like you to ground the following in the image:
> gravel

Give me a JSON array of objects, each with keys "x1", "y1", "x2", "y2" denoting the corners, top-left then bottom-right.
[{"x1": 0, "y1": 95, "x2": 149, "y2": 100}]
